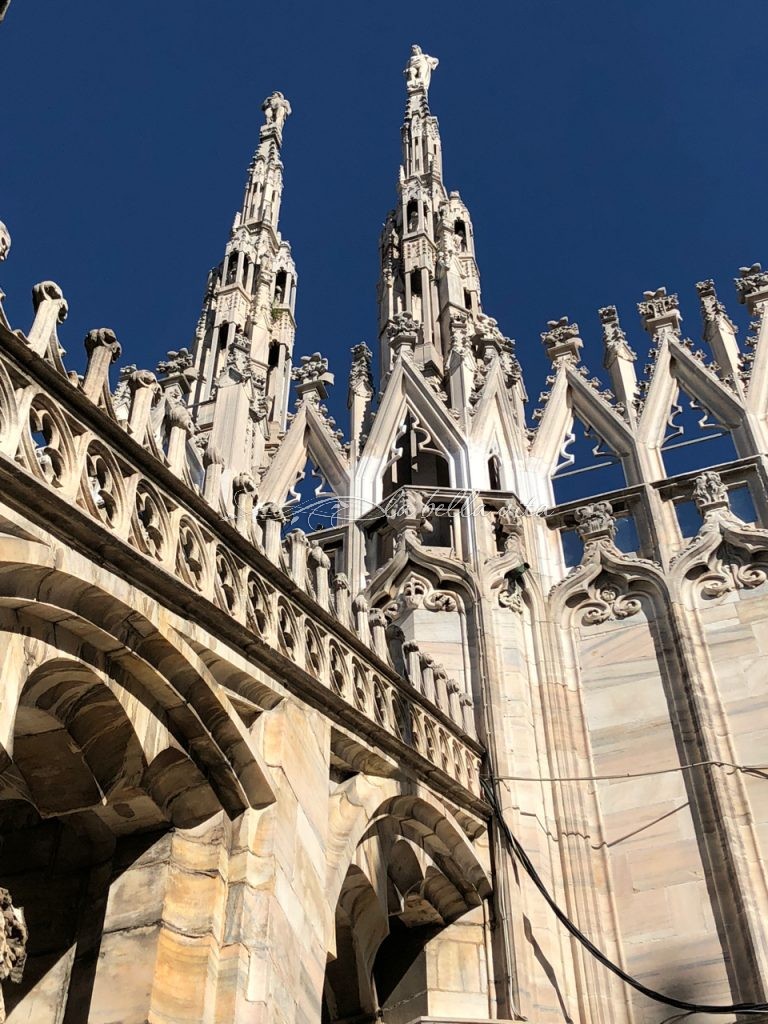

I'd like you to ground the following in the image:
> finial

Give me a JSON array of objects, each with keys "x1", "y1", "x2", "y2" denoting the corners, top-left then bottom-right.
[
  {"x1": 696, "y1": 279, "x2": 736, "y2": 331},
  {"x1": 599, "y1": 305, "x2": 636, "y2": 362},
  {"x1": 292, "y1": 352, "x2": 334, "y2": 402},
  {"x1": 541, "y1": 316, "x2": 582, "y2": 364},
  {"x1": 574, "y1": 501, "x2": 617, "y2": 548},
  {"x1": 349, "y1": 342, "x2": 374, "y2": 398},
  {"x1": 261, "y1": 92, "x2": 291, "y2": 134},
  {"x1": 637, "y1": 287, "x2": 681, "y2": 337},
  {"x1": 735, "y1": 263, "x2": 768, "y2": 310},
  {"x1": 404, "y1": 44, "x2": 439, "y2": 95}
]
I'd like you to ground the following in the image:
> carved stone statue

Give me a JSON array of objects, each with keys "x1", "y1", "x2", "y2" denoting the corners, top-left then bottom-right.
[
  {"x1": 262, "y1": 92, "x2": 292, "y2": 132},
  {"x1": 0, "y1": 887, "x2": 27, "y2": 1023},
  {"x1": 405, "y1": 45, "x2": 439, "y2": 94}
]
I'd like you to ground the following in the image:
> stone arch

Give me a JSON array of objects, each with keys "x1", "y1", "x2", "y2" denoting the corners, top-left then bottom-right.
[
  {"x1": 323, "y1": 782, "x2": 491, "y2": 1024},
  {"x1": 0, "y1": 541, "x2": 274, "y2": 816},
  {"x1": 0, "y1": 541, "x2": 277, "y2": 1024}
]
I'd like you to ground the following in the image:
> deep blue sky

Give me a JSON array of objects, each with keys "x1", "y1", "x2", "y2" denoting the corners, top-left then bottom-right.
[{"x1": 2, "y1": 1, "x2": 767, "y2": 463}]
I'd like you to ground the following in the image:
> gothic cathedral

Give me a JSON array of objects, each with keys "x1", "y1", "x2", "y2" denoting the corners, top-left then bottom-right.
[{"x1": 0, "y1": 44, "x2": 767, "y2": 1024}]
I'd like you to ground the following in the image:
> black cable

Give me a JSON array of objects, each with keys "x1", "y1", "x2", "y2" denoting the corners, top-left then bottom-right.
[{"x1": 481, "y1": 776, "x2": 768, "y2": 1017}]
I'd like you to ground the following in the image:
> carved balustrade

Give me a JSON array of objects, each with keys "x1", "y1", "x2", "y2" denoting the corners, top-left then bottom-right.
[{"x1": 0, "y1": 298, "x2": 482, "y2": 804}]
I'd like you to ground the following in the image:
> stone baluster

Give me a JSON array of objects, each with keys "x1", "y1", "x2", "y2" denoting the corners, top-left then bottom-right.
[
  {"x1": 285, "y1": 529, "x2": 309, "y2": 590},
  {"x1": 332, "y1": 573, "x2": 351, "y2": 626},
  {"x1": 352, "y1": 593, "x2": 370, "y2": 645},
  {"x1": 257, "y1": 503, "x2": 286, "y2": 563},
  {"x1": 460, "y1": 692, "x2": 476, "y2": 738},
  {"x1": 309, "y1": 541, "x2": 330, "y2": 609},
  {"x1": 385, "y1": 622, "x2": 407, "y2": 677},
  {"x1": 203, "y1": 448, "x2": 224, "y2": 505},
  {"x1": 166, "y1": 402, "x2": 196, "y2": 474},
  {"x1": 420, "y1": 653, "x2": 437, "y2": 704},
  {"x1": 402, "y1": 640, "x2": 423, "y2": 692},
  {"x1": 27, "y1": 280, "x2": 68, "y2": 357},
  {"x1": 446, "y1": 678, "x2": 462, "y2": 724},
  {"x1": 369, "y1": 608, "x2": 388, "y2": 661},
  {"x1": 232, "y1": 473, "x2": 256, "y2": 534},
  {"x1": 433, "y1": 665, "x2": 450, "y2": 712},
  {"x1": 127, "y1": 369, "x2": 159, "y2": 441},
  {"x1": 82, "y1": 328, "x2": 122, "y2": 402}
]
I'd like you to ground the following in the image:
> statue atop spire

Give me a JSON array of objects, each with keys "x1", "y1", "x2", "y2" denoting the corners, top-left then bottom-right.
[
  {"x1": 404, "y1": 44, "x2": 438, "y2": 95},
  {"x1": 261, "y1": 92, "x2": 291, "y2": 134}
]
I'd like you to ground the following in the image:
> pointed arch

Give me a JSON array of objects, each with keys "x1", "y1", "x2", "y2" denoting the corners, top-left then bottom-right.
[
  {"x1": 257, "y1": 402, "x2": 350, "y2": 507},
  {"x1": 358, "y1": 358, "x2": 469, "y2": 503}
]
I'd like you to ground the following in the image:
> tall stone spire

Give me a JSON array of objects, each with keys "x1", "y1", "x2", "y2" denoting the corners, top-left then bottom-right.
[
  {"x1": 377, "y1": 46, "x2": 489, "y2": 390},
  {"x1": 186, "y1": 92, "x2": 298, "y2": 495}
]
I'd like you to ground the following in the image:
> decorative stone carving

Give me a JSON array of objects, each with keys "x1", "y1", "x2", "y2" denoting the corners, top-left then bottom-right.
[
  {"x1": 497, "y1": 499, "x2": 524, "y2": 553},
  {"x1": 256, "y1": 501, "x2": 287, "y2": 525},
  {"x1": 262, "y1": 91, "x2": 292, "y2": 133},
  {"x1": 0, "y1": 222, "x2": 10, "y2": 263},
  {"x1": 28, "y1": 281, "x2": 68, "y2": 355},
  {"x1": 382, "y1": 574, "x2": 458, "y2": 621},
  {"x1": 129, "y1": 368, "x2": 158, "y2": 392},
  {"x1": 577, "y1": 580, "x2": 642, "y2": 626},
  {"x1": 692, "y1": 469, "x2": 729, "y2": 512},
  {"x1": 696, "y1": 280, "x2": 735, "y2": 328},
  {"x1": 448, "y1": 311, "x2": 472, "y2": 358},
  {"x1": 31, "y1": 280, "x2": 68, "y2": 322},
  {"x1": 599, "y1": 305, "x2": 636, "y2": 359},
  {"x1": 383, "y1": 489, "x2": 433, "y2": 549},
  {"x1": 541, "y1": 316, "x2": 582, "y2": 364},
  {"x1": 638, "y1": 286, "x2": 681, "y2": 336},
  {"x1": 735, "y1": 263, "x2": 768, "y2": 308},
  {"x1": 386, "y1": 311, "x2": 420, "y2": 358},
  {"x1": 674, "y1": 471, "x2": 768, "y2": 598},
  {"x1": 349, "y1": 342, "x2": 373, "y2": 397},
  {"x1": 156, "y1": 347, "x2": 194, "y2": 376},
  {"x1": 0, "y1": 887, "x2": 26, "y2": 1024},
  {"x1": 574, "y1": 501, "x2": 616, "y2": 548},
  {"x1": 167, "y1": 400, "x2": 196, "y2": 435},
  {"x1": 85, "y1": 327, "x2": 121, "y2": 362},
  {"x1": 291, "y1": 352, "x2": 335, "y2": 401},
  {"x1": 405, "y1": 44, "x2": 439, "y2": 94}
]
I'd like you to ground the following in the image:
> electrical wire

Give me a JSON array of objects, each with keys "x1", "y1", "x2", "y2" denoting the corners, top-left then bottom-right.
[
  {"x1": 481, "y1": 776, "x2": 768, "y2": 1017},
  {"x1": 494, "y1": 759, "x2": 768, "y2": 784}
]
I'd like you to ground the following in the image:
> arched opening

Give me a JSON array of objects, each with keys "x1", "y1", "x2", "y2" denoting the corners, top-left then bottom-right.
[
  {"x1": 225, "y1": 252, "x2": 239, "y2": 285},
  {"x1": 406, "y1": 199, "x2": 419, "y2": 233},
  {"x1": 454, "y1": 219, "x2": 467, "y2": 251},
  {"x1": 382, "y1": 413, "x2": 451, "y2": 498},
  {"x1": 321, "y1": 803, "x2": 491, "y2": 1024},
  {"x1": 409, "y1": 270, "x2": 423, "y2": 322},
  {"x1": 488, "y1": 454, "x2": 502, "y2": 490},
  {"x1": 0, "y1": 662, "x2": 159, "y2": 1021},
  {"x1": 274, "y1": 269, "x2": 288, "y2": 305}
]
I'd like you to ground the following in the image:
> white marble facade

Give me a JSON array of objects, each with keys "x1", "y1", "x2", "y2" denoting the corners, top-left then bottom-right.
[{"x1": 0, "y1": 43, "x2": 767, "y2": 1024}]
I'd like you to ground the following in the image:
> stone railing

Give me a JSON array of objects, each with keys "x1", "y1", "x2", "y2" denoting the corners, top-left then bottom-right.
[{"x1": 0, "y1": 284, "x2": 483, "y2": 806}]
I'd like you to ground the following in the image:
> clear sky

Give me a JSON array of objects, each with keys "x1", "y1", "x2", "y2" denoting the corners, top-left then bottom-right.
[{"x1": 2, "y1": 0, "x2": 767, "y2": 494}]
